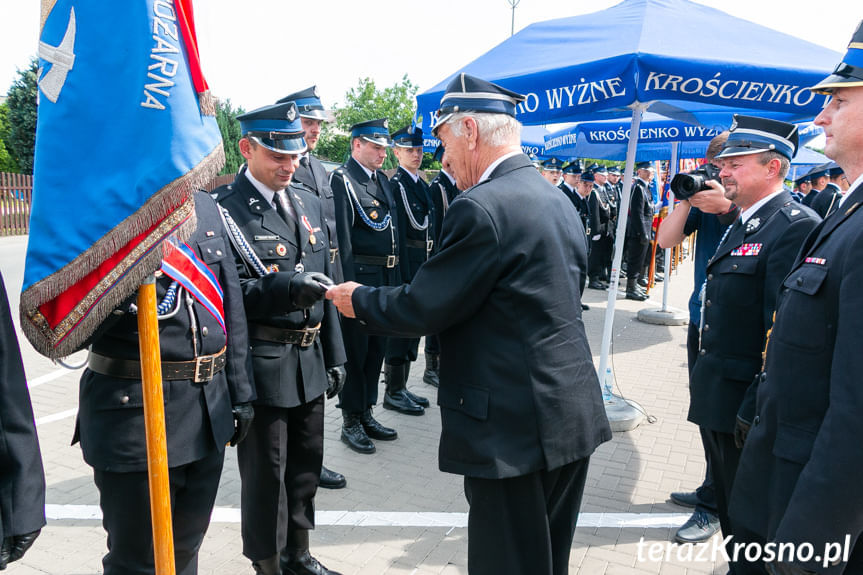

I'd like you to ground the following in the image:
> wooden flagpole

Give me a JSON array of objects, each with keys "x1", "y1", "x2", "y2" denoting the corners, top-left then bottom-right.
[{"x1": 137, "y1": 275, "x2": 176, "y2": 575}]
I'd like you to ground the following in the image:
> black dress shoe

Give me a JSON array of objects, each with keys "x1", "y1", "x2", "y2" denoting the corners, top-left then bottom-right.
[
  {"x1": 403, "y1": 388, "x2": 430, "y2": 407},
  {"x1": 423, "y1": 353, "x2": 440, "y2": 387},
  {"x1": 319, "y1": 466, "x2": 346, "y2": 489},
  {"x1": 637, "y1": 278, "x2": 649, "y2": 288},
  {"x1": 588, "y1": 281, "x2": 606, "y2": 290},
  {"x1": 654, "y1": 273, "x2": 664, "y2": 282},
  {"x1": 669, "y1": 490, "x2": 699, "y2": 508},
  {"x1": 361, "y1": 409, "x2": 398, "y2": 440},
  {"x1": 340, "y1": 412, "x2": 375, "y2": 454},
  {"x1": 383, "y1": 390, "x2": 425, "y2": 415},
  {"x1": 581, "y1": 303, "x2": 590, "y2": 311},
  {"x1": 625, "y1": 290, "x2": 648, "y2": 301},
  {"x1": 282, "y1": 550, "x2": 343, "y2": 575}
]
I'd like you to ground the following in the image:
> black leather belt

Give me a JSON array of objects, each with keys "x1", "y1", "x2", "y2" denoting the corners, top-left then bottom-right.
[
  {"x1": 354, "y1": 254, "x2": 398, "y2": 268},
  {"x1": 329, "y1": 247, "x2": 339, "y2": 264},
  {"x1": 248, "y1": 323, "x2": 320, "y2": 347},
  {"x1": 88, "y1": 348, "x2": 226, "y2": 383},
  {"x1": 407, "y1": 239, "x2": 434, "y2": 252}
]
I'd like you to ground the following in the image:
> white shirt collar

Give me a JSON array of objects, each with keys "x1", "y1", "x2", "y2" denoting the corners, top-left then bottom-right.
[
  {"x1": 400, "y1": 166, "x2": 419, "y2": 183},
  {"x1": 353, "y1": 157, "x2": 374, "y2": 180},
  {"x1": 478, "y1": 150, "x2": 523, "y2": 185},
  {"x1": 245, "y1": 168, "x2": 280, "y2": 207},
  {"x1": 839, "y1": 173, "x2": 863, "y2": 209},
  {"x1": 740, "y1": 188, "x2": 784, "y2": 223},
  {"x1": 441, "y1": 169, "x2": 456, "y2": 185}
]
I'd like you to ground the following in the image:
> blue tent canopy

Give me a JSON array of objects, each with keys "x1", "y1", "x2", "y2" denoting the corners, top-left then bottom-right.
[
  {"x1": 415, "y1": 0, "x2": 840, "y2": 129},
  {"x1": 422, "y1": 124, "x2": 553, "y2": 157}
]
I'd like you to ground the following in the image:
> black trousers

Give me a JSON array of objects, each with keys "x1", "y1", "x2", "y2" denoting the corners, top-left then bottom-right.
[
  {"x1": 238, "y1": 398, "x2": 324, "y2": 561},
  {"x1": 93, "y1": 448, "x2": 224, "y2": 575},
  {"x1": 624, "y1": 236, "x2": 649, "y2": 282},
  {"x1": 687, "y1": 322, "x2": 718, "y2": 516},
  {"x1": 424, "y1": 334, "x2": 439, "y2": 356},
  {"x1": 385, "y1": 336, "x2": 420, "y2": 364},
  {"x1": 339, "y1": 317, "x2": 387, "y2": 411},
  {"x1": 463, "y1": 457, "x2": 590, "y2": 575},
  {"x1": 588, "y1": 236, "x2": 610, "y2": 280}
]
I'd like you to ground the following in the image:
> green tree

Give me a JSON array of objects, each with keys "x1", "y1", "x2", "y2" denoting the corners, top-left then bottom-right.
[
  {"x1": 0, "y1": 102, "x2": 20, "y2": 173},
  {"x1": 215, "y1": 97, "x2": 245, "y2": 175},
  {"x1": 5, "y1": 58, "x2": 38, "y2": 174},
  {"x1": 316, "y1": 75, "x2": 426, "y2": 170}
]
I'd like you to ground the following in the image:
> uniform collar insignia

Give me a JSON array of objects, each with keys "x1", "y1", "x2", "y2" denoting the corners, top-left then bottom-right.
[{"x1": 745, "y1": 217, "x2": 761, "y2": 234}]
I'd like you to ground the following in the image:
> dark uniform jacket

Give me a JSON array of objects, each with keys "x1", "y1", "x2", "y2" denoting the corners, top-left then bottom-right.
[
  {"x1": 293, "y1": 154, "x2": 342, "y2": 283},
  {"x1": 626, "y1": 177, "x2": 654, "y2": 241},
  {"x1": 559, "y1": 182, "x2": 591, "y2": 235},
  {"x1": 688, "y1": 191, "x2": 819, "y2": 434},
  {"x1": 77, "y1": 192, "x2": 255, "y2": 472},
  {"x1": 810, "y1": 181, "x2": 842, "y2": 219},
  {"x1": 390, "y1": 166, "x2": 434, "y2": 280},
  {"x1": 329, "y1": 157, "x2": 408, "y2": 287},
  {"x1": 351, "y1": 153, "x2": 612, "y2": 479},
  {"x1": 730, "y1": 182, "x2": 863, "y2": 574},
  {"x1": 213, "y1": 171, "x2": 345, "y2": 409},
  {"x1": 0, "y1": 271, "x2": 46, "y2": 540},
  {"x1": 588, "y1": 183, "x2": 612, "y2": 237},
  {"x1": 429, "y1": 170, "x2": 459, "y2": 249},
  {"x1": 801, "y1": 189, "x2": 819, "y2": 208}
]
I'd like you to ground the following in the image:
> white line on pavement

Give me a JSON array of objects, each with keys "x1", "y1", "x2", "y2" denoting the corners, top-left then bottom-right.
[
  {"x1": 36, "y1": 408, "x2": 77, "y2": 426},
  {"x1": 45, "y1": 505, "x2": 691, "y2": 528},
  {"x1": 28, "y1": 367, "x2": 74, "y2": 388}
]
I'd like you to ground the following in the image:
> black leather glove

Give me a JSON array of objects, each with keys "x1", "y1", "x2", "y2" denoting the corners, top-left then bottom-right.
[
  {"x1": 326, "y1": 365, "x2": 347, "y2": 399},
  {"x1": 289, "y1": 272, "x2": 333, "y2": 308},
  {"x1": 0, "y1": 529, "x2": 41, "y2": 569},
  {"x1": 230, "y1": 402, "x2": 254, "y2": 446},
  {"x1": 734, "y1": 415, "x2": 751, "y2": 449},
  {"x1": 765, "y1": 560, "x2": 816, "y2": 575}
]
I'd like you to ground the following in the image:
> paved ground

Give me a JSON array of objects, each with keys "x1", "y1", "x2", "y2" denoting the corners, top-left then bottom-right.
[{"x1": 1, "y1": 235, "x2": 728, "y2": 574}]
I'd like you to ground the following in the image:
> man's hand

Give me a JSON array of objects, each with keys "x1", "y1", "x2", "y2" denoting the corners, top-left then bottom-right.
[
  {"x1": 734, "y1": 416, "x2": 751, "y2": 449},
  {"x1": 325, "y1": 282, "x2": 361, "y2": 318},
  {"x1": 230, "y1": 402, "x2": 254, "y2": 446},
  {"x1": 688, "y1": 180, "x2": 732, "y2": 214},
  {"x1": 326, "y1": 365, "x2": 347, "y2": 399},
  {"x1": 0, "y1": 530, "x2": 41, "y2": 569},
  {"x1": 289, "y1": 272, "x2": 333, "y2": 308}
]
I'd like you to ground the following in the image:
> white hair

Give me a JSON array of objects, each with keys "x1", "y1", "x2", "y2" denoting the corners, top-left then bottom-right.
[{"x1": 447, "y1": 112, "x2": 522, "y2": 147}]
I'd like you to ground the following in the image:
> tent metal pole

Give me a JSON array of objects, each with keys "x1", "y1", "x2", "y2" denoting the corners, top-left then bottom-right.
[{"x1": 661, "y1": 142, "x2": 680, "y2": 312}]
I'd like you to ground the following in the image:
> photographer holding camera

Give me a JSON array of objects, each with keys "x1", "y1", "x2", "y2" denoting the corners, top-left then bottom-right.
[{"x1": 656, "y1": 133, "x2": 732, "y2": 544}]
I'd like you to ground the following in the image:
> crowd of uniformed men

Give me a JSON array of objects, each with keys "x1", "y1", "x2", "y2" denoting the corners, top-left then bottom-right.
[{"x1": 4, "y1": 18, "x2": 863, "y2": 575}]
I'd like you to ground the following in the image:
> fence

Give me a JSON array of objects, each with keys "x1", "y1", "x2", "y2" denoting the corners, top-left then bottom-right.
[
  {"x1": 0, "y1": 172, "x2": 239, "y2": 237},
  {"x1": 0, "y1": 172, "x2": 33, "y2": 236}
]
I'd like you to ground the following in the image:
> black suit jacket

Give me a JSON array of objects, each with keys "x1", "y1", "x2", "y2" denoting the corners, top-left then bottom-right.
[
  {"x1": 730, "y1": 182, "x2": 863, "y2": 573},
  {"x1": 0, "y1": 271, "x2": 45, "y2": 540},
  {"x1": 810, "y1": 182, "x2": 842, "y2": 219},
  {"x1": 588, "y1": 184, "x2": 612, "y2": 237},
  {"x1": 390, "y1": 166, "x2": 433, "y2": 280},
  {"x1": 214, "y1": 172, "x2": 346, "y2": 409},
  {"x1": 294, "y1": 154, "x2": 343, "y2": 283},
  {"x1": 329, "y1": 157, "x2": 408, "y2": 287},
  {"x1": 688, "y1": 191, "x2": 819, "y2": 434},
  {"x1": 626, "y1": 178, "x2": 654, "y2": 241},
  {"x1": 351, "y1": 153, "x2": 612, "y2": 479},
  {"x1": 429, "y1": 171, "x2": 459, "y2": 249},
  {"x1": 77, "y1": 192, "x2": 255, "y2": 472}
]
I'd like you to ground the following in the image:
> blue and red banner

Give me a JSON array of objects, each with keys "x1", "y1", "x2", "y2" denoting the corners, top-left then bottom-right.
[
  {"x1": 160, "y1": 243, "x2": 225, "y2": 334},
  {"x1": 21, "y1": 0, "x2": 224, "y2": 358}
]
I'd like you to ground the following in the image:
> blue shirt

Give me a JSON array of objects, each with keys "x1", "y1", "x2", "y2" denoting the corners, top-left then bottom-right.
[{"x1": 683, "y1": 207, "x2": 729, "y2": 325}]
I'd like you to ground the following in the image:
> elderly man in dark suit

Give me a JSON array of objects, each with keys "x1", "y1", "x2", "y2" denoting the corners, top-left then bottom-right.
[
  {"x1": 327, "y1": 74, "x2": 612, "y2": 575},
  {"x1": 214, "y1": 101, "x2": 346, "y2": 575},
  {"x1": 689, "y1": 115, "x2": 820, "y2": 574},
  {"x1": 623, "y1": 162, "x2": 657, "y2": 301},
  {"x1": 0, "y1": 271, "x2": 44, "y2": 569},
  {"x1": 731, "y1": 21, "x2": 863, "y2": 575}
]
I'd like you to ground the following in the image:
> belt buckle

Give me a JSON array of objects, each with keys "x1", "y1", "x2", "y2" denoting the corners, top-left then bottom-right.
[
  {"x1": 386, "y1": 255, "x2": 396, "y2": 268},
  {"x1": 426, "y1": 240, "x2": 434, "y2": 253},
  {"x1": 300, "y1": 330, "x2": 317, "y2": 347},
  {"x1": 194, "y1": 355, "x2": 215, "y2": 382},
  {"x1": 329, "y1": 248, "x2": 338, "y2": 264}
]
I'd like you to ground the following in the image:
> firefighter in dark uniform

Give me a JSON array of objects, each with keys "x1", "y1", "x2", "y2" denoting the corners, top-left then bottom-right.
[
  {"x1": 558, "y1": 161, "x2": 582, "y2": 210},
  {"x1": 801, "y1": 165, "x2": 829, "y2": 209},
  {"x1": 276, "y1": 86, "x2": 347, "y2": 490},
  {"x1": 810, "y1": 162, "x2": 842, "y2": 218},
  {"x1": 329, "y1": 118, "x2": 409, "y2": 454},
  {"x1": 540, "y1": 156, "x2": 563, "y2": 186},
  {"x1": 382, "y1": 126, "x2": 432, "y2": 415},
  {"x1": 0, "y1": 270, "x2": 44, "y2": 569},
  {"x1": 688, "y1": 115, "x2": 819, "y2": 574},
  {"x1": 624, "y1": 162, "x2": 656, "y2": 301},
  {"x1": 76, "y1": 191, "x2": 256, "y2": 575},
  {"x1": 731, "y1": 27, "x2": 863, "y2": 574},
  {"x1": 213, "y1": 101, "x2": 346, "y2": 575},
  {"x1": 791, "y1": 174, "x2": 810, "y2": 203},
  {"x1": 423, "y1": 145, "x2": 460, "y2": 388},
  {"x1": 596, "y1": 165, "x2": 618, "y2": 282},
  {"x1": 587, "y1": 165, "x2": 613, "y2": 289}
]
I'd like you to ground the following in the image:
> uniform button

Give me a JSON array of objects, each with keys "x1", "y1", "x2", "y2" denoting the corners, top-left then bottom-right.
[
  {"x1": 459, "y1": 398, "x2": 464, "y2": 405},
  {"x1": 753, "y1": 415, "x2": 760, "y2": 426},
  {"x1": 120, "y1": 395, "x2": 130, "y2": 405},
  {"x1": 302, "y1": 252, "x2": 306, "y2": 257},
  {"x1": 268, "y1": 250, "x2": 274, "y2": 255},
  {"x1": 202, "y1": 326, "x2": 209, "y2": 337},
  {"x1": 796, "y1": 277, "x2": 804, "y2": 286},
  {"x1": 699, "y1": 349, "x2": 706, "y2": 356},
  {"x1": 732, "y1": 264, "x2": 738, "y2": 270},
  {"x1": 216, "y1": 250, "x2": 223, "y2": 257},
  {"x1": 206, "y1": 248, "x2": 212, "y2": 253},
  {"x1": 705, "y1": 300, "x2": 712, "y2": 307},
  {"x1": 703, "y1": 324, "x2": 710, "y2": 332},
  {"x1": 707, "y1": 274, "x2": 713, "y2": 281}
]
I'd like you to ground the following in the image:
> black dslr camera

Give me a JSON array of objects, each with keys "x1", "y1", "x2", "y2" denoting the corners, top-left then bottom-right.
[{"x1": 669, "y1": 163, "x2": 721, "y2": 200}]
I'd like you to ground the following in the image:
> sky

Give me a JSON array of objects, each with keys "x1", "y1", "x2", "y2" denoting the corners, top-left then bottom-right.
[{"x1": 1, "y1": 0, "x2": 859, "y2": 114}]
